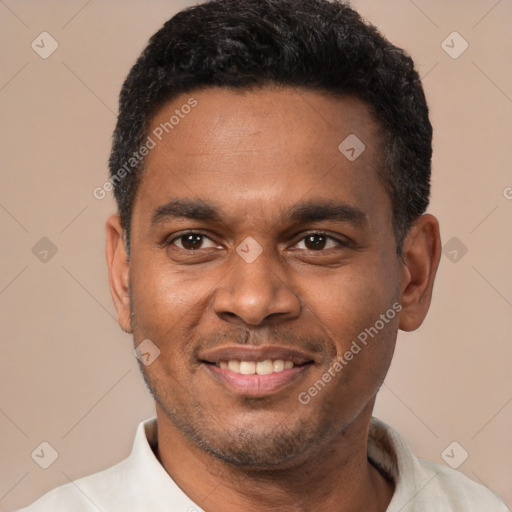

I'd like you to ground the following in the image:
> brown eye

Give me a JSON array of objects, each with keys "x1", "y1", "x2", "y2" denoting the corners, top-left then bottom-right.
[
  {"x1": 304, "y1": 234, "x2": 327, "y2": 250},
  {"x1": 170, "y1": 233, "x2": 217, "y2": 250},
  {"x1": 295, "y1": 233, "x2": 346, "y2": 251},
  {"x1": 181, "y1": 234, "x2": 203, "y2": 250}
]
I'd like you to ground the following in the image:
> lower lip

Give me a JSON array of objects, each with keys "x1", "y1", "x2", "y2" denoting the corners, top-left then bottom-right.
[{"x1": 203, "y1": 363, "x2": 311, "y2": 396}]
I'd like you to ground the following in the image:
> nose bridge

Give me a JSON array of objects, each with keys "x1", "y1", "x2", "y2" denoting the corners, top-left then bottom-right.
[{"x1": 213, "y1": 242, "x2": 300, "y2": 326}]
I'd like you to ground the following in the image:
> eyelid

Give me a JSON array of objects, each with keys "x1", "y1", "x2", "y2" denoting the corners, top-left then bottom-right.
[
  {"x1": 166, "y1": 230, "x2": 220, "y2": 248},
  {"x1": 290, "y1": 231, "x2": 349, "y2": 249}
]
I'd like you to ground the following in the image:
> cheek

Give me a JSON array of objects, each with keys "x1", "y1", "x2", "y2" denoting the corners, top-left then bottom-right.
[
  {"x1": 301, "y1": 259, "x2": 400, "y2": 393},
  {"x1": 129, "y1": 257, "x2": 222, "y2": 368},
  {"x1": 308, "y1": 264, "x2": 398, "y2": 340},
  {"x1": 131, "y1": 257, "x2": 207, "y2": 321}
]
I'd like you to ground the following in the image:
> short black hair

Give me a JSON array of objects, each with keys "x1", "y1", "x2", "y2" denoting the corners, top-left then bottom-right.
[{"x1": 109, "y1": 0, "x2": 432, "y2": 254}]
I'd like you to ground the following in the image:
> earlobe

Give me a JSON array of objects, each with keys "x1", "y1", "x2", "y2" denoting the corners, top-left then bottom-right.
[
  {"x1": 105, "y1": 215, "x2": 132, "y2": 333},
  {"x1": 398, "y1": 214, "x2": 441, "y2": 332}
]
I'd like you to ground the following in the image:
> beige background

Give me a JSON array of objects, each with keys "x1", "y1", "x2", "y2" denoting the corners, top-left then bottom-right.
[{"x1": 1, "y1": 0, "x2": 511, "y2": 510}]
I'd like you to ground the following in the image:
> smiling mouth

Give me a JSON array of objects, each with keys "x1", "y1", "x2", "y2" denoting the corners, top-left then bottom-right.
[
  {"x1": 198, "y1": 345, "x2": 317, "y2": 394},
  {"x1": 200, "y1": 358, "x2": 314, "y2": 395},
  {"x1": 209, "y1": 359, "x2": 299, "y2": 375}
]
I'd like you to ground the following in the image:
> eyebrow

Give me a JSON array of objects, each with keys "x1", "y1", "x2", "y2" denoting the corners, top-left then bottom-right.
[
  {"x1": 151, "y1": 199, "x2": 221, "y2": 226},
  {"x1": 150, "y1": 198, "x2": 367, "y2": 228},
  {"x1": 287, "y1": 200, "x2": 367, "y2": 228}
]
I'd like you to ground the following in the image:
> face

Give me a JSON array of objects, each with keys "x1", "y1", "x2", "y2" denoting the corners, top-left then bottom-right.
[{"x1": 107, "y1": 87, "x2": 439, "y2": 469}]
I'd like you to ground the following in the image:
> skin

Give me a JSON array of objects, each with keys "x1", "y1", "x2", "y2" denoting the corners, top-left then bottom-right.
[{"x1": 106, "y1": 87, "x2": 441, "y2": 511}]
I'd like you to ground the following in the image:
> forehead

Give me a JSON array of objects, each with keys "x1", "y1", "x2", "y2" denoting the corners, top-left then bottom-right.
[{"x1": 133, "y1": 87, "x2": 389, "y2": 226}]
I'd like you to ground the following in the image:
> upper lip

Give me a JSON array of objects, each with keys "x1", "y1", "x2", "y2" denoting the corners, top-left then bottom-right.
[{"x1": 199, "y1": 345, "x2": 316, "y2": 365}]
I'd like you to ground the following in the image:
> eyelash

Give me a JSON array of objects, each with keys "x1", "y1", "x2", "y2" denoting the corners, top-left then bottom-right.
[{"x1": 166, "y1": 231, "x2": 348, "y2": 251}]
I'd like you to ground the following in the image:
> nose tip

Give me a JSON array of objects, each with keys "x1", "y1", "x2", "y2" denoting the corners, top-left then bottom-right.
[
  {"x1": 219, "y1": 295, "x2": 285, "y2": 327},
  {"x1": 213, "y1": 252, "x2": 301, "y2": 326}
]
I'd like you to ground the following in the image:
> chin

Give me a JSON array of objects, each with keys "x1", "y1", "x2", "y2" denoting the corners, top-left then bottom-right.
[{"x1": 198, "y1": 431, "x2": 310, "y2": 469}]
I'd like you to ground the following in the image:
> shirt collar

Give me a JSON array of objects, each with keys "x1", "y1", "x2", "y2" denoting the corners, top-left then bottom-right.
[{"x1": 133, "y1": 416, "x2": 431, "y2": 511}]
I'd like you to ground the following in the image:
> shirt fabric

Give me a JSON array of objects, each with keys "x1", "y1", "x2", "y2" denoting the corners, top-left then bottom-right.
[{"x1": 17, "y1": 416, "x2": 508, "y2": 511}]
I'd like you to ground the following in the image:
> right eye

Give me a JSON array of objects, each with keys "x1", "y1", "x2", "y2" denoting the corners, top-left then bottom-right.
[{"x1": 168, "y1": 232, "x2": 219, "y2": 251}]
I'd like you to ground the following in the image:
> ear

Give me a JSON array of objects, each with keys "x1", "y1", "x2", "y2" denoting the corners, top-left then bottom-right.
[
  {"x1": 106, "y1": 215, "x2": 132, "y2": 333},
  {"x1": 398, "y1": 214, "x2": 441, "y2": 332}
]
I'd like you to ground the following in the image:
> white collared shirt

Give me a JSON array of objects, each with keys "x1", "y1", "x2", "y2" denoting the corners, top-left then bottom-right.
[{"x1": 17, "y1": 417, "x2": 508, "y2": 511}]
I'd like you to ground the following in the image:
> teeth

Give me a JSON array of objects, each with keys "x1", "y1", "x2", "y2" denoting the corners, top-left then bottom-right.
[
  {"x1": 239, "y1": 361, "x2": 256, "y2": 375},
  {"x1": 228, "y1": 360, "x2": 240, "y2": 372},
  {"x1": 218, "y1": 359, "x2": 295, "y2": 374},
  {"x1": 273, "y1": 360, "x2": 284, "y2": 372},
  {"x1": 256, "y1": 360, "x2": 274, "y2": 375}
]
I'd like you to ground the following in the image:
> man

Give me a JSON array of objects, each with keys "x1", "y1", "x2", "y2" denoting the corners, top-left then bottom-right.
[{"x1": 18, "y1": 0, "x2": 508, "y2": 510}]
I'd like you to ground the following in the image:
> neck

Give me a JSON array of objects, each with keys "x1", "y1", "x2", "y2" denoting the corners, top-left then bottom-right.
[{"x1": 154, "y1": 403, "x2": 394, "y2": 512}]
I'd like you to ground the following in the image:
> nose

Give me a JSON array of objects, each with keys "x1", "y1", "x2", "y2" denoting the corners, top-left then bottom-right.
[{"x1": 213, "y1": 248, "x2": 301, "y2": 327}]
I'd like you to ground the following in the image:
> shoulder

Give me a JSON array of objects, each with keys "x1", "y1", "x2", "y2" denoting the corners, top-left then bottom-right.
[
  {"x1": 15, "y1": 418, "x2": 157, "y2": 512},
  {"x1": 15, "y1": 457, "x2": 132, "y2": 512},
  {"x1": 414, "y1": 457, "x2": 509, "y2": 511},
  {"x1": 14, "y1": 417, "x2": 200, "y2": 512},
  {"x1": 368, "y1": 417, "x2": 508, "y2": 511}
]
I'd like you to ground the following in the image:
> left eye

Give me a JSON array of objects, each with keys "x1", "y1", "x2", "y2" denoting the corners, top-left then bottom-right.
[
  {"x1": 295, "y1": 234, "x2": 344, "y2": 251},
  {"x1": 170, "y1": 233, "x2": 218, "y2": 250}
]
